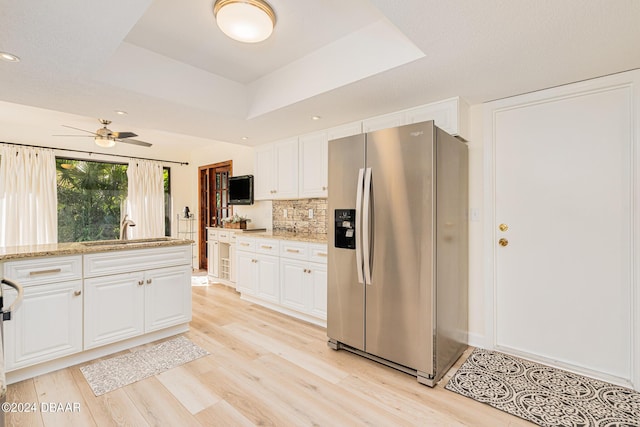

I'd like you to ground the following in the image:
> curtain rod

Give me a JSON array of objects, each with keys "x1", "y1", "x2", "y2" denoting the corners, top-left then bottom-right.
[{"x1": 0, "y1": 142, "x2": 189, "y2": 166}]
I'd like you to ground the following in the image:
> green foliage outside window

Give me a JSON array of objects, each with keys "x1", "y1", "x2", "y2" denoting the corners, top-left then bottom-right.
[
  {"x1": 56, "y1": 158, "x2": 171, "y2": 242},
  {"x1": 56, "y1": 159, "x2": 128, "y2": 242}
]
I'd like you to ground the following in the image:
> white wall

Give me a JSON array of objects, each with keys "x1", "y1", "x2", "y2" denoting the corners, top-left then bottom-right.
[
  {"x1": 179, "y1": 140, "x2": 273, "y2": 268},
  {"x1": 467, "y1": 104, "x2": 485, "y2": 346}
]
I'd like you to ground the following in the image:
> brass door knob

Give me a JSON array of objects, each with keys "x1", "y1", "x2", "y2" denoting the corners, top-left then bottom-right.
[
  {"x1": 498, "y1": 238, "x2": 509, "y2": 247},
  {"x1": 499, "y1": 223, "x2": 509, "y2": 232}
]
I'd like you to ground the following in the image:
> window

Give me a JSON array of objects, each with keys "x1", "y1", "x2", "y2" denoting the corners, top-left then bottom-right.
[{"x1": 56, "y1": 158, "x2": 171, "y2": 242}]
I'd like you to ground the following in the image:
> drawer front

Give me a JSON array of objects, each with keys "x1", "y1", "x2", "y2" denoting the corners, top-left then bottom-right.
[
  {"x1": 256, "y1": 239, "x2": 280, "y2": 255},
  {"x1": 218, "y1": 230, "x2": 230, "y2": 243},
  {"x1": 229, "y1": 231, "x2": 237, "y2": 243},
  {"x1": 309, "y1": 244, "x2": 328, "y2": 264},
  {"x1": 207, "y1": 228, "x2": 219, "y2": 241},
  {"x1": 84, "y1": 245, "x2": 191, "y2": 278},
  {"x1": 279, "y1": 241, "x2": 308, "y2": 261},
  {"x1": 236, "y1": 237, "x2": 256, "y2": 252},
  {"x1": 3, "y1": 255, "x2": 82, "y2": 286}
]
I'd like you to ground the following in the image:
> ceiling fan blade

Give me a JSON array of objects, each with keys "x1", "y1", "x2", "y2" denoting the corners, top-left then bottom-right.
[
  {"x1": 52, "y1": 134, "x2": 92, "y2": 137},
  {"x1": 112, "y1": 131, "x2": 138, "y2": 139},
  {"x1": 118, "y1": 138, "x2": 152, "y2": 147},
  {"x1": 61, "y1": 125, "x2": 98, "y2": 136}
]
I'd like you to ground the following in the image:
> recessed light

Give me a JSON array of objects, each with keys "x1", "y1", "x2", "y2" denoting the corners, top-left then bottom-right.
[
  {"x1": 0, "y1": 52, "x2": 20, "y2": 62},
  {"x1": 114, "y1": 110, "x2": 127, "y2": 116},
  {"x1": 241, "y1": 136, "x2": 248, "y2": 140},
  {"x1": 311, "y1": 115, "x2": 321, "y2": 121}
]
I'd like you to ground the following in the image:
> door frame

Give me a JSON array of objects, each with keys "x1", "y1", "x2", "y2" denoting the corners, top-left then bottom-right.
[
  {"x1": 483, "y1": 70, "x2": 640, "y2": 390},
  {"x1": 197, "y1": 160, "x2": 233, "y2": 269}
]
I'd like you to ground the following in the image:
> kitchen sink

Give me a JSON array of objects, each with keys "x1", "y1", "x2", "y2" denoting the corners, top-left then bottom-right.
[{"x1": 81, "y1": 237, "x2": 173, "y2": 246}]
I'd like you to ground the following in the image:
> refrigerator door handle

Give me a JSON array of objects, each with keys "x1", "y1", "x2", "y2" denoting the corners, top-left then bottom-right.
[
  {"x1": 355, "y1": 168, "x2": 365, "y2": 284},
  {"x1": 362, "y1": 167, "x2": 373, "y2": 285}
]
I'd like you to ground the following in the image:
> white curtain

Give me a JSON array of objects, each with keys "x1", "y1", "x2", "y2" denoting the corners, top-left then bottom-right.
[
  {"x1": 0, "y1": 144, "x2": 57, "y2": 246},
  {"x1": 126, "y1": 159, "x2": 165, "y2": 239}
]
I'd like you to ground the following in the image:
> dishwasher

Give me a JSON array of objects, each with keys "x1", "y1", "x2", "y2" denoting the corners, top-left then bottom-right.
[{"x1": 0, "y1": 278, "x2": 24, "y2": 427}]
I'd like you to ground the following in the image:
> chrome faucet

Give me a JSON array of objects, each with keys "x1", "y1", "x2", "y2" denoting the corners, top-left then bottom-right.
[{"x1": 120, "y1": 215, "x2": 136, "y2": 240}]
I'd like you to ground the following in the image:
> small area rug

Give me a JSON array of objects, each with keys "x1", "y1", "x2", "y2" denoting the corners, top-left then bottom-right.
[
  {"x1": 445, "y1": 348, "x2": 640, "y2": 427},
  {"x1": 80, "y1": 336, "x2": 209, "y2": 396}
]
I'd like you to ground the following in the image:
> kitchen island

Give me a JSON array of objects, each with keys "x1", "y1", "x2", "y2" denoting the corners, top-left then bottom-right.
[{"x1": 0, "y1": 238, "x2": 193, "y2": 384}]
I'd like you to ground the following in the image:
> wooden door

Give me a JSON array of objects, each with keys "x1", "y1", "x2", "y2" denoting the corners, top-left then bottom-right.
[
  {"x1": 198, "y1": 161, "x2": 232, "y2": 269},
  {"x1": 485, "y1": 72, "x2": 638, "y2": 387}
]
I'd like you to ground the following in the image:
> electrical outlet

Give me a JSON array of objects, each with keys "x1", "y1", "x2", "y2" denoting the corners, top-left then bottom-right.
[
  {"x1": 283, "y1": 209, "x2": 288, "y2": 218},
  {"x1": 308, "y1": 209, "x2": 314, "y2": 219}
]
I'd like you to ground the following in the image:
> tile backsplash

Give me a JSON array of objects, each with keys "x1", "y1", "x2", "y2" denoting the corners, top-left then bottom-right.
[{"x1": 272, "y1": 199, "x2": 327, "y2": 234}]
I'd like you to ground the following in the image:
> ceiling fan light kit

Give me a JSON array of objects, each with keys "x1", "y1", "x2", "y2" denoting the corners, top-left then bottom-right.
[
  {"x1": 213, "y1": 0, "x2": 276, "y2": 43},
  {"x1": 94, "y1": 136, "x2": 116, "y2": 148},
  {"x1": 55, "y1": 119, "x2": 153, "y2": 148}
]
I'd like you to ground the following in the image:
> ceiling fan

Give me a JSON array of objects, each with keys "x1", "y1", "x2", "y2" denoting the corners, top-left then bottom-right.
[{"x1": 54, "y1": 119, "x2": 152, "y2": 148}]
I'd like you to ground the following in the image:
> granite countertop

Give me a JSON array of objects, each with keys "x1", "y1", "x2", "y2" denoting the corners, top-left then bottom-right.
[
  {"x1": 0, "y1": 238, "x2": 193, "y2": 261},
  {"x1": 206, "y1": 226, "x2": 327, "y2": 244},
  {"x1": 239, "y1": 230, "x2": 328, "y2": 244}
]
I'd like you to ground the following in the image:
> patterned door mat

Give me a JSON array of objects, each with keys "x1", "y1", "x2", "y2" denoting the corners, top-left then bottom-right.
[
  {"x1": 80, "y1": 336, "x2": 209, "y2": 396},
  {"x1": 445, "y1": 348, "x2": 640, "y2": 426}
]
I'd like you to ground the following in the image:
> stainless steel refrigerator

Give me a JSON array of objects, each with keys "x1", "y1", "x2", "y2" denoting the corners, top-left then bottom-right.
[{"x1": 327, "y1": 120, "x2": 468, "y2": 386}]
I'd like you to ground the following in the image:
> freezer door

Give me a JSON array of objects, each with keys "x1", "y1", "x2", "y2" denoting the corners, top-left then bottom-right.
[
  {"x1": 364, "y1": 122, "x2": 436, "y2": 375},
  {"x1": 327, "y1": 134, "x2": 366, "y2": 351}
]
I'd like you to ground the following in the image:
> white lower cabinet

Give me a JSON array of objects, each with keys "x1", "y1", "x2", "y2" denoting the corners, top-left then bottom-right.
[
  {"x1": 256, "y1": 254, "x2": 279, "y2": 303},
  {"x1": 84, "y1": 264, "x2": 191, "y2": 349},
  {"x1": 84, "y1": 272, "x2": 145, "y2": 349},
  {"x1": 3, "y1": 280, "x2": 83, "y2": 371},
  {"x1": 208, "y1": 240, "x2": 219, "y2": 277},
  {"x1": 236, "y1": 238, "x2": 280, "y2": 302},
  {"x1": 236, "y1": 249, "x2": 257, "y2": 295},
  {"x1": 2, "y1": 255, "x2": 84, "y2": 371},
  {"x1": 1, "y1": 245, "x2": 192, "y2": 381},
  {"x1": 280, "y1": 260, "x2": 327, "y2": 320},
  {"x1": 144, "y1": 265, "x2": 192, "y2": 332},
  {"x1": 235, "y1": 237, "x2": 327, "y2": 326}
]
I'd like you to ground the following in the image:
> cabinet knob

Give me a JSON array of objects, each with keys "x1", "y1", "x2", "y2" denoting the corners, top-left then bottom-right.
[
  {"x1": 74, "y1": 290, "x2": 82, "y2": 296},
  {"x1": 322, "y1": 186, "x2": 327, "y2": 191},
  {"x1": 498, "y1": 238, "x2": 509, "y2": 247},
  {"x1": 146, "y1": 278, "x2": 152, "y2": 284},
  {"x1": 138, "y1": 280, "x2": 144, "y2": 286}
]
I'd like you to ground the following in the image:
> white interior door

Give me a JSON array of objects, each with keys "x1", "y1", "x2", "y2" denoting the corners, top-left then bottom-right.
[{"x1": 486, "y1": 72, "x2": 638, "y2": 388}]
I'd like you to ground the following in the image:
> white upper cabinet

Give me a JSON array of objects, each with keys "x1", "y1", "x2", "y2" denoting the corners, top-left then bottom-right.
[
  {"x1": 254, "y1": 138, "x2": 299, "y2": 200},
  {"x1": 362, "y1": 97, "x2": 469, "y2": 140},
  {"x1": 298, "y1": 131, "x2": 328, "y2": 198},
  {"x1": 254, "y1": 97, "x2": 468, "y2": 201},
  {"x1": 254, "y1": 144, "x2": 275, "y2": 200},
  {"x1": 273, "y1": 138, "x2": 299, "y2": 199}
]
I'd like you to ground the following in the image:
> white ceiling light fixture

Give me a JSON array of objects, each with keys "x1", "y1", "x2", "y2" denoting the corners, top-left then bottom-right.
[
  {"x1": 213, "y1": 0, "x2": 276, "y2": 43},
  {"x1": 94, "y1": 135, "x2": 116, "y2": 148}
]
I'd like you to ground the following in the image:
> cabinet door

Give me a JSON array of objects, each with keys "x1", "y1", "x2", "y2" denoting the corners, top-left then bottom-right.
[
  {"x1": 236, "y1": 251, "x2": 257, "y2": 295},
  {"x1": 280, "y1": 259, "x2": 308, "y2": 312},
  {"x1": 84, "y1": 272, "x2": 145, "y2": 349},
  {"x1": 299, "y1": 132, "x2": 328, "y2": 198},
  {"x1": 254, "y1": 145, "x2": 275, "y2": 200},
  {"x1": 273, "y1": 138, "x2": 299, "y2": 199},
  {"x1": 229, "y1": 244, "x2": 237, "y2": 283},
  {"x1": 144, "y1": 265, "x2": 192, "y2": 332},
  {"x1": 256, "y1": 254, "x2": 279, "y2": 303},
  {"x1": 3, "y1": 280, "x2": 83, "y2": 371},
  {"x1": 308, "y1": 262, "x2": 327, "y2": 320},
  {"x1": 208, "y1": 240, "x2": 220, "y2": 278}
]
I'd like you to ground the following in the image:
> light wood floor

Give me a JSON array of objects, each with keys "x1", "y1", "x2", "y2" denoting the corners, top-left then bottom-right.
[{"x1": 6, "y1": 282, "x2": 534, "y2": 426}]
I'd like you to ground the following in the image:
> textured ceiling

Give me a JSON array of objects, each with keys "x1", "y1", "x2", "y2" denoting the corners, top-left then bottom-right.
[{"x1": 0, "y1": 0, "x2": 638, "y2": 150}]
